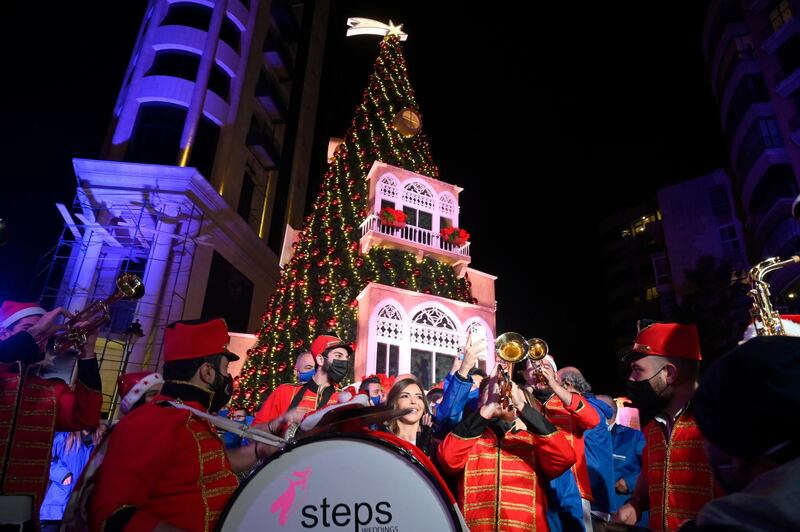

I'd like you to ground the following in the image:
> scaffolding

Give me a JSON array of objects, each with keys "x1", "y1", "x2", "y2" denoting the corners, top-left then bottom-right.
[{"x1": 35, "y1": 183, "x2": 205, "y2": 419}]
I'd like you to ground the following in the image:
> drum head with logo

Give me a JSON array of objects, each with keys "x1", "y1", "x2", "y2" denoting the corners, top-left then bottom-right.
[{"x1": 218, "y1": 434, "x2": 466, "y2": 531}]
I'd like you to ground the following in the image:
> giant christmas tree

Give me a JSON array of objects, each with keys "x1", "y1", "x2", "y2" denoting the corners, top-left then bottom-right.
[{"x1": 233, "y1": 33, "x2": 474, "y2": 413}]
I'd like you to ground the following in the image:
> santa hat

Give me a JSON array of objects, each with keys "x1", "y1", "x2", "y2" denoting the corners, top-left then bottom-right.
[
  {"x1": 0, "y1": 301, "x2": 46, "y2": 329},
  {"x1": 741, "y1": 315, "x2": 800, "y2": 342},
  {"x1": 118, "y1": 371, "x2": 164, "y2": 414},
  {"x1": 629, "y1": 322, "x2": 702, "y2": 361}
]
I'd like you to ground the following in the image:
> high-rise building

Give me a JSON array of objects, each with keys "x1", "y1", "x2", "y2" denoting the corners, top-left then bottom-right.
[
  {"x1": 704, "y1": 0, "x2": 800, "y2": 297},
  {"x1": 599, "y1": 170, "x2": 749, "y2": 353},
  {"x1": 39, "y1": 0, "x2": 330, "y2": 411}
]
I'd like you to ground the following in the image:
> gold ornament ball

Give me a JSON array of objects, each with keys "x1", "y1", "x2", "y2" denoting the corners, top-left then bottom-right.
[{"x1": 392, "y1": 108, "x2": 422, "y2": 137}]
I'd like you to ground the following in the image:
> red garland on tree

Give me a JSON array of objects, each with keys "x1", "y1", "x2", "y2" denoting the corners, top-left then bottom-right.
[{"x1": 235, "y1": 35, "x2": 473, "y2": 412}]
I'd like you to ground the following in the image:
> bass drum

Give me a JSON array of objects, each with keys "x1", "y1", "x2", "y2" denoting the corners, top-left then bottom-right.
[{"x1": 218, "y1": 433, "x2": 467, "y2": 531}]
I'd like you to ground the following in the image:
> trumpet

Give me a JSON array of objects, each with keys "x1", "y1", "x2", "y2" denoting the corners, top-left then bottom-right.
[
  {"x1": 494, "y1": 333, "x2": 549, "y2": 411},
  {"x1": 527, "y1": 337, "x2": 550, "y2": 385},
  {"x1": 53, "y1": 273, "x2": 145, "y2": 354}
]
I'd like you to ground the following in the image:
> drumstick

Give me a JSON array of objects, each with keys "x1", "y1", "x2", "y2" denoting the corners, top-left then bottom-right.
[{"x1": 168, "y1": 401, "x2": 287, "y2": 448}]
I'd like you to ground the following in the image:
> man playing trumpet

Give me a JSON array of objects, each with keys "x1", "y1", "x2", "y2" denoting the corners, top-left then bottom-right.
[
  {"x1": 521, "y1": 353, "x2": 600, "y2": 530},
  {"x1": 0, "y1": 301, "x2": 102, "y2": 525},
  {"x1": 438, "y1": 364, "x2": 576, "y2": 531}
]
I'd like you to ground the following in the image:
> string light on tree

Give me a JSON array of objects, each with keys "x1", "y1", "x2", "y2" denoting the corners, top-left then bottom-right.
[{"x1": 233, "y1": 23, "x2": 473, "y2": 412}]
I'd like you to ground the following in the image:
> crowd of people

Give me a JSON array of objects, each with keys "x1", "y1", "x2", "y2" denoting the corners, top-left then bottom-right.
[{"x1": 0, "y1": 298, "x2": 798, "y2": 531}]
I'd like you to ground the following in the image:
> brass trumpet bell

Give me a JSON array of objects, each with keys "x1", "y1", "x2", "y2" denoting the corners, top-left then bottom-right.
[
  {"x1": 495, "y1": 332, "x2": 529, "y2": 363},
  {"x1": 526, "y1": 338, "x2": 549, "y2": 361},
  {"x1": 117, "y1": 272, "x2": 145, "y2": 300},
  {"x1": 53, "y1": 273, "x2": 146, "y2": 354}
]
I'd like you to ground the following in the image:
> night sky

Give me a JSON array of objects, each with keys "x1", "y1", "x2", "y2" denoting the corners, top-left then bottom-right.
[{"x1": 0, "y1": 1, "x2": 727, "y2": 393}]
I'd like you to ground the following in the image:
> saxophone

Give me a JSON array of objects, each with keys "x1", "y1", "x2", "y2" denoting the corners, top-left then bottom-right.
[{"x1": 748, "y1": 256, "x2": 800, "y2": 336}]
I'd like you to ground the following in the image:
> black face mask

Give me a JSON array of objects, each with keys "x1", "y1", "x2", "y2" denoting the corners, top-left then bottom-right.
[
  {"x1": 532, "y1": 389, "x2": 552, "y2": 403},
  {"x1": 209, "y1": 367, "x2": 234, "y2": 413},
  {"x1": 625, "y1": 366, "x2": 668, "y2": 417},
  {"x1": 325, "y1": 358, "x2": 349, "y2": 384}
]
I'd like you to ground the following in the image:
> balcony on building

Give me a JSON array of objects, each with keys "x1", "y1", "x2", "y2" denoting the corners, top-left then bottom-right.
[
  {"x1": 774, "y1": 33, "x2": 800, "y2": 97},
  {"x1": 747, "y1": 164, "x2": 797, "y2": 243},
  {"x1": 358, "y1": 161, "x2": 471, "y2": 277},
  {"x1": 246, "y1": 117, "x2": 282, "y2": 169}
]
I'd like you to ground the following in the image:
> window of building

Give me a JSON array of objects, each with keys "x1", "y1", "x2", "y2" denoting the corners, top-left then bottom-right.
[
  {"x1": 201, "y1": 251, "x2": 253, "y2": 332},
  {"x1": 717, "y1": 35, "x2": 753, "y2": 91},
  {"x1": 630, "y1": 212, "x2": 659, "y2": 235},
  {"x1": 208, "y1": 63, "x2": 231, "y2": 101},
  {"x1": 267, "y1": 172, "x2": 288, "y2": 254},
  {"x1": 777, "y1": 35, "x2": 800, "y2": 77},
  {"x1": 707, "y1": 0, "x2": 745, "y2": 59},
  {"x1": 725, "y1": 76, "x2": 769, "y2": 138},
  {"x1": 146, "y1": 50, "x2": 200, "y2": 82},
  {"x1": 220, "y1": 17, "x2": 241, "y2": 53},
  {"x1": 409, "y1": 349, "x2": 453, "y2": 389},
  {"x1": 125, "y1": 103, "x2": 187, "y2": 165},
  {"x1": 652, "y1": 255, "x2": 671, "y2": 285},
  {"x1": 708, "y1": 185, "x2": 732, "y2": 217},
  {"x1": 380, "y1": 199, "x2": 395, "y2": 211},
  {"x1": 719, "y1": 224, "x2": 746, "y2": 269},
  {"x1": 161, "y1": 2, "x2": 212, "y2": 31},
  {"x1": 402, "y1": 206, "x2": 433, "y2": 231},
  {"x1": 748, "y1": 164, "x2": 798, "y2": 215},
  {"x1": 440, "y1": 217, "x2": 453, "y2": 230},
  {"x1": 376, "y1": 342, "x2": 400, "y2": 377},
  {"x1": 769, "y1": 0, "x2": 794, "y2": 33},
  {"x1": 188, "y1": 114, "x2": 220, "y2": 180},
  {"x1": 645, "y1": 286, "x2": 659, "y2": 301},
  {"x1": 238, "y1": 170, "x2": 255, "y2": 223},
  {"x1": 736, "y1": 118, "x2": 784, "y2": 177}
]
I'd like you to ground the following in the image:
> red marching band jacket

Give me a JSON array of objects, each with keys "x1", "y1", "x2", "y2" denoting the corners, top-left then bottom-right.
[
  {"x1": 0, "y1": 361, "x2": 102, "y2": 517},
  {"x1": 253, "y1": 381, "x2": 339, "y2": 430},
  {"x1": 88, "y1": 394, "x2": 239, "y2": 532},
  {"x1": 540, "y1": 392, "x2": 600, "y2": 501},
  {"x1": 438, "y1": 408, "x2": 576, "y2": 532},
  {"x1": 631, "y1": 408, "x2": 723, "y2": 531}
]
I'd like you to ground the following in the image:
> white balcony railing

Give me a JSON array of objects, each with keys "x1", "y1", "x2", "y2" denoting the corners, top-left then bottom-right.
[{"x1": 359, "y1": 215, "x2": 470, "y2": 258}]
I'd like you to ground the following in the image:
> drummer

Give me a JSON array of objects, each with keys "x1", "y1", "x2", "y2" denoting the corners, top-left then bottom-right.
[
  {"x1": 88, "y1": 318, "x2": 277, "y2": 531},
  {"x1": 254, "y1": 334, "x2": 352, "y2": 433}
]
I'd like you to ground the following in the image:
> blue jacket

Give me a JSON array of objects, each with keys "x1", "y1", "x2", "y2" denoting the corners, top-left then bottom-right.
[
  {"x1": 610, "y1": 423, "x2": 646, "y2": 513},
  {"x1": 40, "y1": 432, "x2": 94, "y2": 521},
  {"x1": 218, "y1": 410, "x2": 254, "y2": 448},
  {"x1": 545, "y1": 470, "x2": 585, "y2": 531},
  {"x1": 433, "y1": 372, "x2": 478, "y2": 437},
  {"x1": 583, "y1": 394, "x2": 617, "y2": 514}
]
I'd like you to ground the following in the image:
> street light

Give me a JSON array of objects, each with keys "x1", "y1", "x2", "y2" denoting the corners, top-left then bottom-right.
[{"x1": 125, "y1": 319, "x2": 145, "y2": 354}]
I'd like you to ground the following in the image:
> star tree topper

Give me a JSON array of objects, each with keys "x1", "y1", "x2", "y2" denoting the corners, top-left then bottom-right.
[{"x1": 346, "y1": 18, "x2": 408, "y2": 41}]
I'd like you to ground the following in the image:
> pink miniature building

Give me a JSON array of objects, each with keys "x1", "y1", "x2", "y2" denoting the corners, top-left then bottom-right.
[{"x1": 355, "y1": 161, "x2": 497, "y2": 388}]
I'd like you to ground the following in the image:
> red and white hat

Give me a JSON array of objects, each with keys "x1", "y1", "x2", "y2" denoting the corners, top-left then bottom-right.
[
  {"x1": 631, "y1": 322, "x2": 702, "y2": 361},
  {"x1": 0, "y1": 301, "x2": 46, "y2": 329},
  {"x1": 741, "y1": 314, "x2": 800, "y2": 342},
  {"x1": 118, "y1": 371, "x2": 164, "y2": 414}
]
